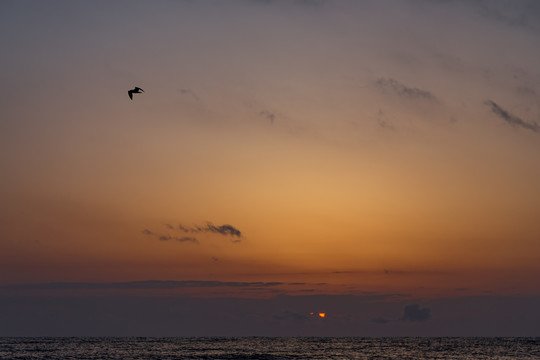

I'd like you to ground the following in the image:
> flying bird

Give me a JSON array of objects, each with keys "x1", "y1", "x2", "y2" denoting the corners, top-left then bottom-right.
[{"x1": 128, "y1": 87, "x2": 144, "y2": 100}]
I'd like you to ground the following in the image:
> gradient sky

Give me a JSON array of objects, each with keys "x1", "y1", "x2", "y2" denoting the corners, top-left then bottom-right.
[{"x1": 1, "y1": 0, "x2": 540, "y2": 336}]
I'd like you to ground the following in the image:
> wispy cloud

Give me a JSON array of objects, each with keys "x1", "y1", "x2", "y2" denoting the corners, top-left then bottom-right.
[
  {"x1": 3, "y1": 280, "x2": 286, "y2": 291},
  {"x1": 143, "y1": 222, "x2": 242, "y2": 245},
  {"x1": 376, "y1": 109, "x2": 394, "y2": 130},
  {"x1": 178, "y1": 88, "x2": 200, "y2": 101},
  {"x1": 143, "y1": 229, "x2": 200, "y2": 244},
  {"x1": 485, "y1": 100, "x2": 539, "y2": 133},
  {"x1": 205, "y1": 223, "x2": 242, "y2": 238},
  {"x1": 376, "y1": 78, "x2": 437, "y2": 101},
  {"x1": 158, "y1": 235, "x2": 199, "y2": 244},
  {"x1": 259, "y1": 110, "x2": 276, "y2": 124},
  {"x1": 178, "y1": 222, "x2": 243, "y2": 240}
]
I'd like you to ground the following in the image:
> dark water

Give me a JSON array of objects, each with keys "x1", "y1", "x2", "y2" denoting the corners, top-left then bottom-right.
[{"x1": 1, "y1": 337, "x2": 539, "y2": 359}]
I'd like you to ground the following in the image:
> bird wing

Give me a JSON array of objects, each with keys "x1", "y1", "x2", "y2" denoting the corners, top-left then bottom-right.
[
  {"x1": 135, "y1": 87, "x2": 144, "y2": 92},
  {"x1": 128, "y1": 90, "x2": 133, "y2": 100}
]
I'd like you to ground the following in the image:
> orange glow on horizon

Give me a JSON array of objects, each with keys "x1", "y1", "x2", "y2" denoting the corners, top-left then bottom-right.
[{"x1": 318, "y1": 313, "x2": 326, "y2": 318}]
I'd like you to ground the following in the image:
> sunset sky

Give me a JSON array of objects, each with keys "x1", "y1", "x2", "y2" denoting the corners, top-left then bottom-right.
[{"x1": 1, "y1": 0, "x2": 540, "y2": 336}]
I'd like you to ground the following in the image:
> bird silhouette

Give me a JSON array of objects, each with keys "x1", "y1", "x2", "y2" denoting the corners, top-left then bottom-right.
[{"x1": 128, "y1": 87, "x2": 144, "y2": 100}]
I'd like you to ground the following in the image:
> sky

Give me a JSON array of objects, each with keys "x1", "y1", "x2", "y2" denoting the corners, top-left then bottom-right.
[{"x1": 1, "y1": 0, "x2": 540, "y2": 336}]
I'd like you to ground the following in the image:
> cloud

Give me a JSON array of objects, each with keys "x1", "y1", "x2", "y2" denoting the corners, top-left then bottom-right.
[
  {"x1": 259, "y1": 110, "x2": 276, "y2": 124},
  {"x1": 157, "y1": 234, "x2": 199, "y2": 244},
  {"x1": 143, "y1": 222, "x2": 242, "y2": 245},
  {"x1": 401, "y1": 304, "x2": 431, "y2": 322},
  {"x1": 178, "y1": 222, "x2": 242, "y2": 240},
  {"x1": 485, "y1": 100, "x2": 539, "y2": 133},
  {"x1": 178, "y1": 88, "x2": 200, "y2": 101},
  {"x1": 376, "y1": 109, "x2": 394, "y2": 130},
  {"x1": 205, "y1": 223, "x2": 242, "y2": 238},
  {"x1": 376, "y1": 78, "x2": 437, "y2": 101},
  {"x1": 175, "y1": 236, "x2": 199, "y2": 244}
]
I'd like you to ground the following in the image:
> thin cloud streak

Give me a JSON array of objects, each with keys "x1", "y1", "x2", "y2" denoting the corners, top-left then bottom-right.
[
  {"x1": 485, "y1": 100, "x2": 539, "y2": 133},
  {"x1": 375, "y1": 78, "x2": 437, "y2": 101},
  {"x1": 2, "y1": 280, "x2": 286, "y2": 291},
  {"x1": 178, "y1": 222, "x2": 242, "y2": 239},
  {"x1": 142, "y1": 222, "x2": 242, "y2": 244}
]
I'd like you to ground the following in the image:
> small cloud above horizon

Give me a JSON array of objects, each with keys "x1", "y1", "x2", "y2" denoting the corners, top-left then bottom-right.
[
  {"x1": 142, "y1": 222, "x2": 242, "y2": 246},
  {"x1": 401, "y1": 304, "x2": 431, "y2": 322}
]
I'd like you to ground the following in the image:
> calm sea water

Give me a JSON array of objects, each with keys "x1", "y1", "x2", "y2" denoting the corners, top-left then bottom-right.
[{"x1": 1, "y1": 337, "x2": 539, "y2": 359}]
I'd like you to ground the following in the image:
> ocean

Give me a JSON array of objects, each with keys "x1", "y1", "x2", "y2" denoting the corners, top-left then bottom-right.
[{"x1": 1, "y1": 337, "x2": 539, "y2": 359}]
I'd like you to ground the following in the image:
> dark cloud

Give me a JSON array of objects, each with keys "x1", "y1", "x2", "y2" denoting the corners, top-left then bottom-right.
[
  {"x1": 144, "y1": 222, "x2": 242, "y2": 244},
  {"x1": 158, "y1": 234, "x2": 196, "y2": 242},
  {"x1": 205, "y1": 223, "x2": 242, "y2": 238},
  {"x1": 178, "y1": 224, "x2": 201, "y2": 233},
  {"x1": 485, "y1": 100, "x2": 539, "y2": 133},
  {"x1": 401, "y1": 304, "x2": 431, "y2": 322},
  {"x1": 175, "y1": 236, "x2": 199, "y2": 244},
  {"x1": 259, "y1": 110, "x2": 276, "y2": 124},
  {"x1": 178, "y1": 222, "x2": 242, "y2": 239},
  {"x1": 376, "y1": 78, "x2": 437, "y2": 101}
]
